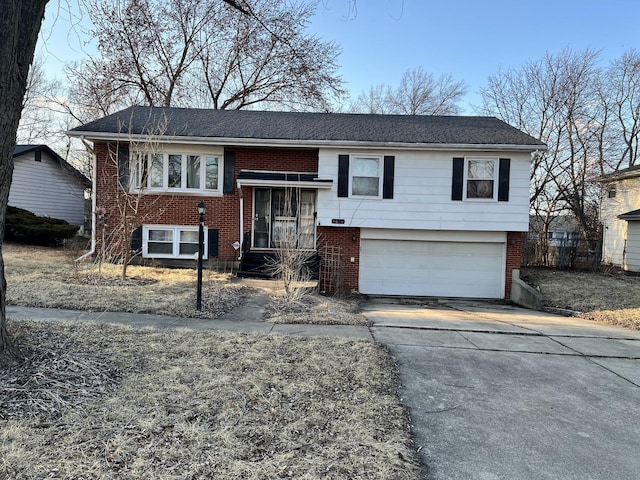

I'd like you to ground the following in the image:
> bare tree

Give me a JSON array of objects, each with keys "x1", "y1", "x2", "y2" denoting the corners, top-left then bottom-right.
[
  {"x1": 0, "y1": 1, "x2": 49, "y2": 356},
  {"x1": 479, "y1": 48, "x2": 604, "y2": 256},
  {"x1": 97, "y1": 112, "x2": 169, "y2": 280},
  {"x1": 351, "y1": 67, "x2": 467, "y2": 115},
  {"x1": 603, "y1": 49, "x2": 640, "y2": 170},
  {"x1": 69, "y1": 0, "x2": 344, "y2": 116},
  {"x1": 391, "y1": 69, "x2": 467, "y2": 115},
  {"x1": 17, "y1": 55, "x2": 62, "y2": 145}
]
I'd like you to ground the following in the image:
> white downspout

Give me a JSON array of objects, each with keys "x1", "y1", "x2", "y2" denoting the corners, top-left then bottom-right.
[
  {"x1": 238, "y1": 182, "x2": 244, "y2": 260},
  {"x1": 76, "y1": 139, "x2": 97, "y2": 262}
]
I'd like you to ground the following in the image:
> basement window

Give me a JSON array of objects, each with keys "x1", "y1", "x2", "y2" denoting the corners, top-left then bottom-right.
[{"x1": 143, "y1": 225, "x2": 207, "y2": 259}]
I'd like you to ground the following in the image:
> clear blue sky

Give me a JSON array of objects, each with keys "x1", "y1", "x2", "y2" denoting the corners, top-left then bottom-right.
[{"x1": 38, "y1": 0, "x2": 639, "y2": 114}]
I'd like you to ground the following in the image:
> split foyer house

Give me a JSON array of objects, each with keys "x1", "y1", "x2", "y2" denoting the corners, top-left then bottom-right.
[
  {"x1": 68, "y1": 106, "x2": 545, "y2": 299},
  {"x1": 600, "y1": 165, "x2": 640, "y2": 271}
]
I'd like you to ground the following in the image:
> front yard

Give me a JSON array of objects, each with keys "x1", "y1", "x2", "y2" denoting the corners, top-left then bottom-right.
[
  {"x1": 0, "y1": 243, "x2": 420, "y2": 479},
  {"x1": 520, "y1": 267, "x2": 640, "y2": 330}
]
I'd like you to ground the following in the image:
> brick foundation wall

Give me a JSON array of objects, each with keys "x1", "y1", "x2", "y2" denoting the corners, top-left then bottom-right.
[
  {"x1": 505, "y1": 231, "x2": 524, "y2": 299},
  {"x1": 317, "y1": 226, "x2": 360, "y2": 292},
  {"x1": 94, "y1": 142, "x2": 318, "y2": 262}
]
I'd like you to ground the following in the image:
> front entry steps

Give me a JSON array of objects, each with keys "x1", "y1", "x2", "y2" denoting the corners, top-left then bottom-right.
[
  {"x1": 237, "y1": 251, "x2": 321, "y2": 279},
  {"x1": 237, "y1": 252, "x2": 278, "y2": 278}
]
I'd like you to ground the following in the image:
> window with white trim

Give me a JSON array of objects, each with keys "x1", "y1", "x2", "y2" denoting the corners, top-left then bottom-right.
[
  {"x1": 131, "y1": 151, "x2": 221, "y2": 193},
  {"x1": 465, "y1": 158, "x2": 497, "y2": 200},
  {"x1": 143, "y1": 226, "x2": 207, "y2": 259},
  {"x1": 350, "y1": 156, "x2": 381, "y2": 197}
]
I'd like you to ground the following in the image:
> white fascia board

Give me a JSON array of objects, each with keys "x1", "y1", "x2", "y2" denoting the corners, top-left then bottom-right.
[{"x1": 67, "y1": 131, "x2": 546, "y2": 153}]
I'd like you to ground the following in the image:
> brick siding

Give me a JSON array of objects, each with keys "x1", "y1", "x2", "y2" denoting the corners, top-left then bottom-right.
[
  {"x1": 505, "y1": 231, "x2": 524, "y2": 299},
  {"x1": 317, "y1": 226, "x2": 360, "y2": 292},
  {"x1": 94, "y1": 142, "x2": 318, "y2": 262}
]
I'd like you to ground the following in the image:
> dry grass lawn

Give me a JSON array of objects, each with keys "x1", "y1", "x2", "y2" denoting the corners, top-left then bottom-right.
[
  {"x1": 520, "y1": 267, "x2": 640, "y2": 330},
  {"x1": 4, "y1": 243, "x2": 249, "y2": 318},
  {"x1": 1, "y1": 321, "x2": 420, "y2": 479},
  {"x1": 1, "y1": 243, "x2": 421, "y2": 478}
]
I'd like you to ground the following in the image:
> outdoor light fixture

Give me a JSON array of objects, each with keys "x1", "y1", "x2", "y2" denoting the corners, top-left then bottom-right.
[{"x1": 196, "y1": 201, "x2": 206, "y2": 311}]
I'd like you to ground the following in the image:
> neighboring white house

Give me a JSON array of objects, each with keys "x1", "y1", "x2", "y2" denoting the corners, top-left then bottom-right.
[
  {"x1": 600, "y1": 165, "x2": 640, "y2": 267},
  {"x1": 11, "y1": 145, "x2": 90, "y2": 227}
]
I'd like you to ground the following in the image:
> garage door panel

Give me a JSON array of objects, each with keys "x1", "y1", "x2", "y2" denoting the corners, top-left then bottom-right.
[{"x1": 359, "y1": 239, "x2": 504, "y2": 298}]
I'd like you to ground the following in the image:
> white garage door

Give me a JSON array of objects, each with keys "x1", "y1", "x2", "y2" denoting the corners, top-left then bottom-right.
[{"x1": 359, "y1": 239, "x2": 505, "y2": 298}]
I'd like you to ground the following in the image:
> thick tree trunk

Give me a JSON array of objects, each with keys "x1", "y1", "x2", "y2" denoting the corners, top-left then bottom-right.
[{"x1": 0, "y1": 1, "x2": 49, "y2": 355}]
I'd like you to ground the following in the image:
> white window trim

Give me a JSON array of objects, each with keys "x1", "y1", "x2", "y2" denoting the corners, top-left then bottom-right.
[
  {"x1": 349, "y1": 154, "x2": 383, "y2": 198},
  {"x1": 130, "y1": 148, "x2": 223, "y2": 195},
  {"x1": 142, "y1": 225, "x2": 208, "y2": 259},
  {"x1": 463, "y1": 157, "x2": 499, "y2": 202}
]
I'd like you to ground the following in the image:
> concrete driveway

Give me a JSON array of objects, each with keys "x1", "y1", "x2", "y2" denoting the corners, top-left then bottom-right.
[{"x1": 362, "y1": 300, "x2": 640, "y2": 480}]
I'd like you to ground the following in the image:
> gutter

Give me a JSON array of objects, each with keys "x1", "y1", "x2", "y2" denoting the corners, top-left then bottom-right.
[
  {"x1": 75, "y1": 137, "x2": 97, "y2": 262},
  {"x1": 66, "y1": 130, "x2": 547, "y2": 153}
]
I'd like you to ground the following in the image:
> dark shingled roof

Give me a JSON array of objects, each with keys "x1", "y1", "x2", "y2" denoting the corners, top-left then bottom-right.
[
  {"x1": 619, "y1": 208, "x2": 640, "y2": 220},
  {"x1": 599, "y1": 163, "x2": 640, "y2": 182},
  {"x1": 70, "y1": 106, "x2": 545, "y2": 148}
]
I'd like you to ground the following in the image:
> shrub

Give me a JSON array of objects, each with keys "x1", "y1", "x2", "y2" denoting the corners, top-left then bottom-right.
[{"x1": 4, "y1": 206, "x2": 79, "y2": 246}]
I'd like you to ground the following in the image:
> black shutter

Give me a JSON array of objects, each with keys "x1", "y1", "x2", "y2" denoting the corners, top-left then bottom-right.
[
  {"x1": 451, "y1": 157, "x2": 464, "y2": 201},
  {"x1": 223, "y1": 151, "x2": 235, "y2": 194},
  {"x1": 338, "y1": 154, "x2": 349, "y2": 197},
  {"x1": 130, "y1": 226, "x2": 142, "y2": 253},
  {"x1": 118, "y1": 145, "x2": 130, "y2": 191},
  {"x1": 498, "y1": 158, "x2": 510, "y2": 202},
  {"x1": 208, "y1": 228, "x2": 219, "y2": 258},
  {"x1": 383, "y1": 156, "x2": 395, "y2": 199}
]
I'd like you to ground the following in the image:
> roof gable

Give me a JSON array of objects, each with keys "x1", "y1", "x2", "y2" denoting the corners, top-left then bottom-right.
[
  {"x1": 69, "y1": 106, "x2": 546, "y2": 150},
  {"x1": 13, "y1": 144, "x2": 91, "y2": 189}
]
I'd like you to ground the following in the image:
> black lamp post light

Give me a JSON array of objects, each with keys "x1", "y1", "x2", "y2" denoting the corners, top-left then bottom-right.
[{"x1": 196, "y1": 200, "x2": 206, "y2": 311}]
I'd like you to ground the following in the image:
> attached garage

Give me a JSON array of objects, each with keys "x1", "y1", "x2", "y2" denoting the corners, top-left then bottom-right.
[{"x1": 359, "y1": 230, "x2": 506, "y2": 298}]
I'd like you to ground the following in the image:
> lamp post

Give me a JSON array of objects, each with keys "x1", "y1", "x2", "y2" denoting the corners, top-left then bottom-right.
[{"x1": 196, "y1": 200, "x2": 206, "y2": 311}]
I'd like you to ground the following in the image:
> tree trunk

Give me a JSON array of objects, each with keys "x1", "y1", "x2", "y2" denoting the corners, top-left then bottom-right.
[{"x1": 0, "y1": 1, "x2": 49, "y2": 355}]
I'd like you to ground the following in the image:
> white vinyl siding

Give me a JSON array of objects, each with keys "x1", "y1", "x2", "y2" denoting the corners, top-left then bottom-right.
[
  {"x1": 9, "y1": 151, "x2": 87, "y2": 226},
  {"x1": 143, "y1": 225, "x2": 207, "y2": 259},
  {"x1": 600, "y1": 177, "x2": 640, "y2": 266},
  {"x1": 317, "y1": 149, "x2": 530, "y2": 232},
  {"x1": 359, "y1": 230, "x2": 506, "y2": 298}
]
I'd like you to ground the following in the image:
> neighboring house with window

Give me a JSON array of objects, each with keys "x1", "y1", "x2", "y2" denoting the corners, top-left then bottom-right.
[
  {"x1": 600, "y1": 165, "x2": 640, "y2": 270},
  {"x1": 11, "y1": 145, "x2": 90, "y2": 227},
  {"x1": 69, "y1": 107, "x2": 545, "y2": 299},
  {"x1": 526, "y1": 215, "x2": 587, "y2": 268}
]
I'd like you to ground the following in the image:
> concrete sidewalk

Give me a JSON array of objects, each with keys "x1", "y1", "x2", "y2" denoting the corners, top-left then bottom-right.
[{"x1": 7, "y1": 305, "x2": 374, "y2": 341}]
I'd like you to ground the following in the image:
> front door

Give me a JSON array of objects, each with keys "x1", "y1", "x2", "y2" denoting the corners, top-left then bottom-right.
[{"x1": 252, "y1": 187, "x2": 316, "y2": 249}]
